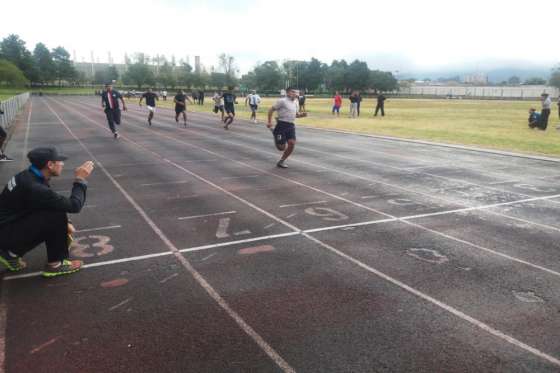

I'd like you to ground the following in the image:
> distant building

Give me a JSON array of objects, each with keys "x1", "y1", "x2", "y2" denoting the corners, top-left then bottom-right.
[
  {"x1": 195, "y1": 56, "x2": 201, "y2": 73},
  {"x1": 463, "y1": 73, "x2": 488, "y2": 85}
]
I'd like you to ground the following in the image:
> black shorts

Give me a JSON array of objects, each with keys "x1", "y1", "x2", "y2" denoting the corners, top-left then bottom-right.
[
  {"x1": 273, "y1": 120, "x2": 296, "y2": 146},
  {"x1": 213, "y1": 105, "x2": 224, "y2": 113},
  {"x1": 249, "y1": 104, "x2": 258, "y2": 112},
  {"x1": 175, "y1": 105, "x2": 185, "y2": 114},
  {"x1": 0, "y1": 126, "x2": 6, "y2": 139},
  {"x1": 224, "y1": 104, "x2": 235, "y2": 114}
]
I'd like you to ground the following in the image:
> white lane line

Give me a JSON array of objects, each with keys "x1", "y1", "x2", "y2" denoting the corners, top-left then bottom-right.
[
  {"x1": 75, "y1": 225, "x2": 122, "y2": 233},
  {"x1": 488, "y1": 180, "x2": 520, "y2": 185},
  {"x1": 141, "y1": 180, "x2": 190, "y2": 187},
  {"x1": 279, "y1": 200, "x2": 328, "y2": 208},
  {"x1": 106, "y1": 161, "x2": 167, "y2": 168},
  {"x1": 302, "y1": 233, "x2": 560, "y2": 368},
  {"x1": 360, "y1": 195, "x2": 377, "y2": 199},
  {"x1": 160, "y1": 273, "x2": 179, "y2": 283},
  {"x1": 222, "y1": 175, "x2": 261, "y2": 180},
  {"x1": 178, "y1": 211, "x2": 237, "y2": 220},
  {"x1": 43, "y1": 99, "x2": 296, "y2": 373},
  {"x1": 21, "y1": 99, "x2": 33, "y2": 168},
  {"x1": 69, "y1": 99, "x2": 560, "y2": 366},
  {"x1": 109, "y1": 297, "x2": 133, "y2": 311}
]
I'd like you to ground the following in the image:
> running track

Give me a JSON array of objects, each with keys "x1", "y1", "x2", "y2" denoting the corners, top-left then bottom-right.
[{"x1": 1, "y1": 96, "x2": 560, "y2": 372}]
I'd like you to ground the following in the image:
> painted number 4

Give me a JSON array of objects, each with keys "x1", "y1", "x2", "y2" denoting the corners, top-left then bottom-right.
[{"x1": 71, "y1": 235, "x2": 114, "y2": 258}]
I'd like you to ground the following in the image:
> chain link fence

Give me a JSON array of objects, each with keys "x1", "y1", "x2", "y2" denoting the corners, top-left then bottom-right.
[{"x1": 1, "y1": 93, "x2": 30, "y2": 131}]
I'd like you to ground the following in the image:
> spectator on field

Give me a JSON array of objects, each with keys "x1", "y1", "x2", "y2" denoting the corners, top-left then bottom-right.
[
  {"x1": 332, "y1": 92, "x2": 342, "y2": 116},
  {"x1": 539, "y1": 93, "x2": 551, "y2": 130},
  {"x1": 349, "y1": 91, "x2": 358, "y2": 118},
  {"x1": 355, "y1": 91, "x2": 362, "y2": 117},
  {"x1": 298, "y1": 91, "x2": 306, "y2": 113},
  {"x1": 0, "y1": 147, "x2": 94, "y2": 277},
  {"x1": 198, "y1": 90, "x2": 205, "y2": 105},
  {"x1": 191, "y1": 91, "x2": 198, "y2": 105},
  {"x1": 162, "y1": 89, "x2": 167, "y2": 101},
  {"x1": 528, "y1": 108, "x2": 541, "y2": 129},
  {"x1": 375, "y1": 93, "x2": 386, "y2": 116}
]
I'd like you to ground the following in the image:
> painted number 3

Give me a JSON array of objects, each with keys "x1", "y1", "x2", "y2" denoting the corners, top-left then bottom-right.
[{"x1": 71, "y1": 235, "x2": 114, "y2": 258}]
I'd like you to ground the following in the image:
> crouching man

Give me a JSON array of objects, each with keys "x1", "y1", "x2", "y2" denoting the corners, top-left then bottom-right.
[{"x1": 0, "y1": 146, "x2": 94, "y2": 277}]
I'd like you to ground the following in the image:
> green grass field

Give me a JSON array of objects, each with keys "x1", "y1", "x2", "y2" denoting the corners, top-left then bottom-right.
[{"x1": 126, "y1": 96, "x2": 560, "y2": 157}]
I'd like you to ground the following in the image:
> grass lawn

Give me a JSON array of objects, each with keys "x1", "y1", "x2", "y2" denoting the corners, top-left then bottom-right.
[
  {"x1": 125, "y1": 96, "x2": 560, "y2": 157},
  {"x1": 0, "y1": 88, "x2": 27, "y2": 101}
]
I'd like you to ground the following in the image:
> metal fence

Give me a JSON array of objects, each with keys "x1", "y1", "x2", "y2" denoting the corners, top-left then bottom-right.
[
  {"x1": 397, "y1": 85, "x2": 559, "y2": 99},
  {"x1": 0, "y1": 93, "x2": 30, "y2": 130}
]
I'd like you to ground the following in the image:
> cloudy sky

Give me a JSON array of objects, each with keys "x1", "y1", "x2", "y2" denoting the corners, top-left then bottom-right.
[{"x1": 2, "y1": 0, "x2": 558, "y2": 74}]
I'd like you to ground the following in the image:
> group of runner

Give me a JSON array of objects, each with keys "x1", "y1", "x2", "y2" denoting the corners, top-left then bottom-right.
[{"x1": 101, "y1": 83, "x2": 305, "y2": 168}]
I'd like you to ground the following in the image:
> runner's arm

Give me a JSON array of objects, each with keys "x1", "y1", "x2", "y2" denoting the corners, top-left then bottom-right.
[{"x1": 267, "y1": 107, "x2": 276, "y2": 128}]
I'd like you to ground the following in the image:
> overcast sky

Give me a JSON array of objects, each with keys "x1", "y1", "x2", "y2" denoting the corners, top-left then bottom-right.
[{"x1": 2, "y1": 0, "x2": 558, "y2": 74}]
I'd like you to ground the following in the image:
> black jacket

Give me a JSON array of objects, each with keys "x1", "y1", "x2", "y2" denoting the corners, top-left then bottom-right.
[
  {"x1": 0, "y1": 168, "x2": 87, "y2": 227},
  {"x1": 101, "y1": 90, "x2": 123, "y2": 110}
]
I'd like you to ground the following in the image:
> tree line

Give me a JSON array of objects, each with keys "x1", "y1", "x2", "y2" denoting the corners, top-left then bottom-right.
[{"x1": 0, "y1": 34, "x2": 77, "y2": 87}]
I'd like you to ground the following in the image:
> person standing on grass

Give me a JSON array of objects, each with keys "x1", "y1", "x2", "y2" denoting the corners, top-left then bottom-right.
[
  {"x1": 0, "y1": 103, "x2": 13, "y2": 162},
  {"x1": 0, "y1": 146, "x2": 94, "y2": 277},
  {"x1": 267, "y1": 87, "x2": 307, "y2": 169},
  {"x1": 191, "y1": 91, "x2": 198, "y2": 105},
  {"x1": 222, "y1": 87, "x2": 237, "y2": 129},
  {"x1": 374, "y1": 93, "x2": 386, "y2": 117},
  {"x1": 162, "y1": 89, "x2": 167, "y2": 101},
  {"x1": 539, "y1": 93, "x2": 551, "y2": 130},
  {"x1": 174, "y1": 89, "x2": 193, "y2": 127},
  {"x1": 212, "y1": 91, "x2": 225, "y2": 121},
  {"x1": 198, "y1": 90, "x2": 205, "y2": 105},
  {"x1": 245, "y1": 90, "x2": 261, "y2": 123},
  {"x1": 355, "y1": 91, "x2": 362, "y2": 117},
  {"x1": 101, "y1": 83, "x2": 127, "y2": 139},
  {"x1": 298, "y1": 91, "x2": 306, "y2": 113},
  {"x1": 139, "y1": 87, "x2": 159, "y2": 126},
  {"x1": 349, "y1": 91, "x2": 358, "y2": 118},
  {"x1": 332, "y1": 91, "x2": 342, "y2": 116}
]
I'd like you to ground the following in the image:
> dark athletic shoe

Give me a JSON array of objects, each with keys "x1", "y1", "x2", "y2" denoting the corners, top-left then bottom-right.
[
  {"x1": 0, "y1": 154, "x2": 14, "y2": 162},
  {"x1": 276, "y1": 160, "x2": 288, "y2": 168},
  {"x1": 0, "y1": 249, "x2": 26, "y2": 272},
  {"x1": 114, "y1": 131, "x2": 120, "y2": 139},
  {"x1": 42, "y1": 259, "x2": 83, "y2": 278}
]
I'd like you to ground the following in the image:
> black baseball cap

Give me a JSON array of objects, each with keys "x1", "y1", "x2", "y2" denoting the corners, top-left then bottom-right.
[{"x1": 27, "y1": 146, "x2": 68, "y2": 168}]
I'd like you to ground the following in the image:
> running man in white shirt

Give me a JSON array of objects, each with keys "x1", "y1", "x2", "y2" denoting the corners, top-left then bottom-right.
[
  {"x1": 267, "y1": 87, "x2": 307, "y2": 168},
  {"x1": 245, "y1": 90, "x2": 261, "y2": 123},
  {"x1": 212, "y1": 91, "x2": 225, "y2": 121}
]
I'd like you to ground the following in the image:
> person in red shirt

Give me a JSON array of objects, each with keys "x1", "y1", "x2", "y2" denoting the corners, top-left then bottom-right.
[{"x1": 332, "y1": 91, "x2": 342, "y2": 116}]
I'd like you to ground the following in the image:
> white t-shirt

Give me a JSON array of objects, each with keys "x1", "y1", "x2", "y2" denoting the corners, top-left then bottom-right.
[
  {"x1": 213, "y1": 94, "x2": 223, "y2": 106},
  {"x1": 248, "y1": 94, "x2": 261, "y2": 106},
  {"x1": 272, "y1": 97, "x2": 298, "y2": 123}
]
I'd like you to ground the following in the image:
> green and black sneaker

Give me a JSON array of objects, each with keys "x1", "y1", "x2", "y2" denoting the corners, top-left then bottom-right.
[
  {"x1": 0, "y1": 250, "x2": 26, "y2": 272},
  {"x1": 42, "y1": 259, "x2": 83, "y2": 278}
]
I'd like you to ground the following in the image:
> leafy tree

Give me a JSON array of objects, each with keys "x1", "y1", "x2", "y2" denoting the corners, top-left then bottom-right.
[
  {"x1": 123, "y1": 62, "x2": 155, "y2": 88},
  {"x1": 507, "y1": 76, "x2": 521, "y2": 85},
  {"x1": 0, "y1": 59, "x2": 28, "y2": 86},
  {"x1": 177, "y1": 63, "x2": 194, "y2": 88},
  {"x1": 369, "y1": 70, "x2": 398, "y2": 92},
  {"x1": 253, "y1": 61, "x2": 284, "y2": 91},
  {"x1": 346, "y1": 60, "x2": 370, "y2": 91},
  {"x1": 300, "y1": 57, "x2": 324, "y2": 91},
  {"x1": 52, "y1": 47, "x2": 77, "y2": 85},
  {"x1": 0, "y1": 34, "x2": 38, "y2": 82},
  {"x1": 326, "y1": 60, "x2": 349, "y2": 92},
  {"x1": 33, "y1": 43, "x2": 55, "y2": 84},
  {"x1": 524, "y1": 77, "x2": 546, "y2": 85},
  {"x1": 210, "y1": 72, "x2": 228, "y2": 89},
  {"x1": 240, "y1": 71, "x2": 257, "y2": 90},
  {"x1": 157, "y1": 62, "x2": 176, "y2": 88}
]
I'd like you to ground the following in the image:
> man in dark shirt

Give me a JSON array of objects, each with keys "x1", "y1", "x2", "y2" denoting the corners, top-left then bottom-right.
[
  {"x1": 375, "y1": 93, "x2": 386, "y2": 116},
  {"x1": 139, "y1": 88, "x2": 159, "y2": 126},
  {"x1": 222, "y1": 87, "x2": 237, "y2": 129},
  {"x1": 174, "y1": 90, "x2": 193, "y2": 127},
  {"x1": 101, "y1": 83, "x2": 127, "y2": 139},
  {"x1": 0, "y1": 146, "x2": 94, "y2": 277},
  {"x1": 298, "y1": 93, "x2": 306, "y2": 113},
  {"x1": 0, "y1": 103, "x2": 13, "y2": 162},
  {"x1": 198, "y1": 90, "x2": 205, "y2": 105}
]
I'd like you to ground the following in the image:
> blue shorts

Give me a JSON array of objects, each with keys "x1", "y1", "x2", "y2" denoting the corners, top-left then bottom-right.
[
  {"x1": 273, "y1": 120, "x2": 296, "y2": 146},
  {"x1": 249, "y1": 104, "x2": 258, "y2": 112},
  {"x1": 332, "y1": 105, "x2": 340, "y2": 113},
  {"x1": 224, "y1": 104, "x2": 235, "y2": 114}
]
